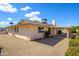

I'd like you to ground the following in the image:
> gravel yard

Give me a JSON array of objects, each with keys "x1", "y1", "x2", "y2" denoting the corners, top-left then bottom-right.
[{"x1": 0, "y1": 34, "x2": 69, "y2": 56}]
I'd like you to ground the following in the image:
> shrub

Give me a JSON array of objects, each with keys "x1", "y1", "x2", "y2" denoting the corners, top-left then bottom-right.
[
  {"x1": 71, "y1": 34, "x2": 76, "y2": 39},
  {"x1": 71, "y1": 29, "x2": 77, "y2": 33},
  {"x1": 77, "y1": 31, "x2": 79, "y2": 35},
  {"x1": 57, "y1": 30, "x2": 62, "y2": 34},
  {"x1": 44, "y1": 31, "x2": 51, "y2": 38}
]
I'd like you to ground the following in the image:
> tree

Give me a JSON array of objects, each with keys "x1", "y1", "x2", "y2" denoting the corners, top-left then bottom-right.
[
  {"x1": 10, "y1": 22, "x2": 13, "y2": 26},
  {"x1": 70, "y1": 26, "x2": 79, "y2": 33},
  {"x1": 44, "y1": 31, "x2": 51, "y2": 38}
]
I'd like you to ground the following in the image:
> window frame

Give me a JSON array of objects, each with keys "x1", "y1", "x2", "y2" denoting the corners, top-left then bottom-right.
[{"x1": 38, "y1": 27, "x2": 44, "y2": 33}]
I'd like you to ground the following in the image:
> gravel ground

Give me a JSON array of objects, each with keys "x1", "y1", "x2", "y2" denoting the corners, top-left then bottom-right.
[{"x1": 0, "y1": 34, "x2": 69, "y2": 56}]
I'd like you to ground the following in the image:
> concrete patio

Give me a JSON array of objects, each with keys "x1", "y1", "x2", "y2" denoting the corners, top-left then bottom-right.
[{"x1": 0, "y1": 34, "x2": 69, "y2": 56}]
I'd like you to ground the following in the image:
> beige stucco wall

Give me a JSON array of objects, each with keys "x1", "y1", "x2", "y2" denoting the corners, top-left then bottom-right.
[
  {"x1": 7, "y1": 24, "x2": 57, "y2": 40},
  {"x1": 19, "y1": 28, "x2": 44, "y2": 40},
  {"x1": 8, "y1": 27, "x2": 44, "y2": 40}
]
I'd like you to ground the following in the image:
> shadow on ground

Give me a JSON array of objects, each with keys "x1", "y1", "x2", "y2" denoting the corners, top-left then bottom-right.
[
  {"x1": 0, "y1": 47, "x2": 3, "y2": 56},
  {"x1": 34, "y1": 34, "x2": 67, "y2": 46}
]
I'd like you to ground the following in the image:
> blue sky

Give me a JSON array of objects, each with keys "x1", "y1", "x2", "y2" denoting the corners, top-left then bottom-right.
[{"x1": 0, "y1": 3, "x2": 79, "y2": 27}]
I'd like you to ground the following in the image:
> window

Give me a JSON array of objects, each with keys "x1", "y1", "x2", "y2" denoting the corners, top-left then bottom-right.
[{"x1": 38, "y1": 27, "x2": 44, "y2": 33}]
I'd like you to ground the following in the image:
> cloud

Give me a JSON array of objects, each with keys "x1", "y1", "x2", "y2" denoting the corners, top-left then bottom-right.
[
  {"x1": 29, "y1": 16, "x2": 41, "y2": 22},
  {"x1": 25, "y1": 11, "x2": 40, "y2": 17},
  {"x1": 13, "y1": 21, "x2": 18, "y2": 25},
  {"x1": 20, "y1": 6, "x2": 31, "y2": 11},
  {"x1": 25, "y1": 11, "x2": 41, "y2": 22},
  {"x1": 0, "y1": 21, "x2": 10, "y2": 26},
  {"x1": 7, "y1": 18, "x2": 12, "y2": 21},
  {"x1": 0, "y1": 3, "x2": 17, "y2": 13},
  {"x1": 0, "y1": 21, "x2": 18, "y2": 27}
]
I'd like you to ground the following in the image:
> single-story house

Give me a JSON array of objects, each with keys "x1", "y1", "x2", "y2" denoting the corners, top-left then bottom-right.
[{"x1": 6, "y1": 19, "x2": 57, "y2": 40}]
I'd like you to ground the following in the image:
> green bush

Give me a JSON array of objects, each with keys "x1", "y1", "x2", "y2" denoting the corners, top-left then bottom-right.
[
  {"x1": 71, "y1": 29, "x2": 77, "y2": 33},
  {"x1": 71, "y1": 35, "x2": 76, "y2": 39},
  {"x1": 44, "y1": 31, "x2": 51, "y2": 38},
  {"x1": 77, "y1": 31, "x2": 79, "y2": 35}
]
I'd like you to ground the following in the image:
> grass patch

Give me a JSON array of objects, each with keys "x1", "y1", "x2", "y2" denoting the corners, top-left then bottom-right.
[
  {"x1": 65, "y1": 47, "x2": 79, "y2": 56},
  {"x1": 65, "y1": 38, "x2": 79, "y2": 56},
  {"x1": 69, "y1": 39, "x2": 79, "y2": 47}
]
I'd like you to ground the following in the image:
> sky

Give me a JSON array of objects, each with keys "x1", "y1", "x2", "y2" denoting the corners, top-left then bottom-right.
[{"x1": 0, "y1": 3, "x2": 79, "y2": 27}]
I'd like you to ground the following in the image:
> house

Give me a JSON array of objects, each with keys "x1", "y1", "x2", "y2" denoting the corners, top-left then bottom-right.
[{"x1": 6, "y1": 19, "x2": 57, "y2": 40}]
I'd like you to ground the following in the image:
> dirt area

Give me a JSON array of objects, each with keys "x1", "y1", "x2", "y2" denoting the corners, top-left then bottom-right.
[{"x1": 0, "y1": 34, "x2": 69, "y2": 56}]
